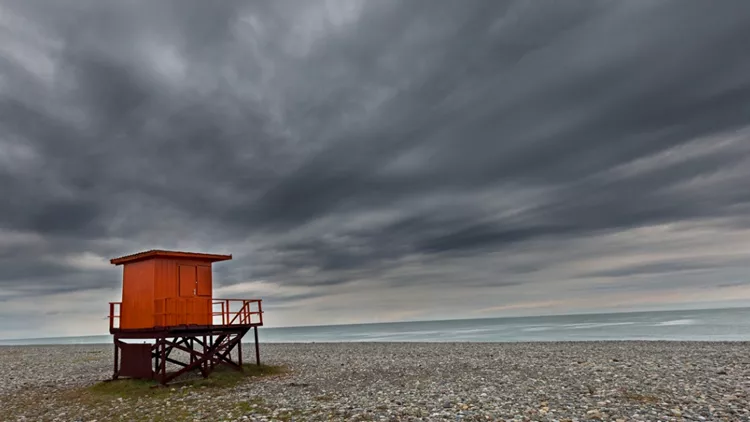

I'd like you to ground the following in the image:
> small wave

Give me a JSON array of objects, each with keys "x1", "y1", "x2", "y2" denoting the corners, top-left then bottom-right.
[
  {"x1": 562, "y1": 322, "x2": 636, "y2": 330},
  {"x1": 522, "y1": 326, "x2": 553, "y2": 332},
  {"x1": 455, "y1": 327, "x2": 500, "y2": 334},
  {"x1": 357, "y1": 330, "x2": 445, "y2": 338},
  {"x1": 655, "y1": 319, "x2": 697, "y2": 326}
]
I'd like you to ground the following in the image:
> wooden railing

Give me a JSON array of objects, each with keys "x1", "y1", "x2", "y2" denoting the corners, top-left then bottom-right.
[
  {"x1": 153, "y1": 297, "x2": 212, "y2": 327},
  {"x1": 212, "y1": 299, "x2": 263, "y2": 326},
  {"x1": 109, "y1": 298, "x2": 263, "y2": 330},
  {"x1": 109, "y1": 302, "x2": 122, "y2": 331}
]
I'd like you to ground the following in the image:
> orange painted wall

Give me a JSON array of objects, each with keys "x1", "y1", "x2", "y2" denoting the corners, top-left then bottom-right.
[
  {"x1": 120, "y1": 257, "x2": 215, "y2": 329},
  {"x1": 153, "y1": 257, "x2": 178, "y2": 300},
  {"x1": 120, "y1": 259, "x2": 156, "y2": 329}
]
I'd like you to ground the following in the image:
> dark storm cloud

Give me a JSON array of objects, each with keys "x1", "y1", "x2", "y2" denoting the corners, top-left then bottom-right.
[
  {"x1": 2, "y1": 0, "x2": 750, "y2": 316},
  {"x1": 231, "y1": 0, "x2": 750, "y2": 269},
  {"x1": 0, "y1": 244, "x2": 120, "y2": 298}
]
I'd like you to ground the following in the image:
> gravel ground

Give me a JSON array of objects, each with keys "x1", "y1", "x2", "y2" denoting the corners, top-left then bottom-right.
[{"x1": 1, "y1": 341, "x2": 749, "y2": 421}]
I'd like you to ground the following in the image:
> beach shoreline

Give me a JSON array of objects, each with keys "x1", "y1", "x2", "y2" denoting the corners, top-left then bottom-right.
[{"x1": 3, "y1": 341, "x2": 749, "y2": 421}]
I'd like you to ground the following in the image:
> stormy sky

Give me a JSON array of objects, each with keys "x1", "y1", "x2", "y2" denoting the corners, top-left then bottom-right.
[{"x1": 2, "y1": 0, "x2": 750, "y2": 339}]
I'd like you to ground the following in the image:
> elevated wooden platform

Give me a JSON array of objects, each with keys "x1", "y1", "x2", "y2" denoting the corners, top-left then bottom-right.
[
  {"x1": 108, "y1": 298, "x2": 264, "y2": 385},
  {"x1": 109, "y1": 298, "x2": 263, "y2": 333}
]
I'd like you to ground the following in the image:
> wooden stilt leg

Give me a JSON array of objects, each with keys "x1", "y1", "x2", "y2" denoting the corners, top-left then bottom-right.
[
  {"x1": 160, "y1": 338, "x2": 167, "y2": 384},
  {"x1": 202, "y1": 335, "x2": 208, "y2": 377},
  {"x1": 113, "y1": 339, "x2": 119, "y2": 379},
  {"x1": 254, "y1": 326, "x2": 260, "y2": 366},
  {"x1": 238, "y1": 336, "x2": 243, "y2": 370}
]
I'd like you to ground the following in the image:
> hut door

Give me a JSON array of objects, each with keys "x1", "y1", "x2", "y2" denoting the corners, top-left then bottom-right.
[
  {"x1": 179, "y1": 265, "x2": 212, "y2": 297},
  {"x1": 179, "y1": 265, "x2": 197, "y2": 297},
  {"x1": 196, "y1": 266, "x2": 211, "y2": 296}
]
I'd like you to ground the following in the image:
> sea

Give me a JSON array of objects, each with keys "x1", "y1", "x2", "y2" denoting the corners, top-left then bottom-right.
[{"x1": 2, "y1": 307, "x2": 749, "y2": 346}]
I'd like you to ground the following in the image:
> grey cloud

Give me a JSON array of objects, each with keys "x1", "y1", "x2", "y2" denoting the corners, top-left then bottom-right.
[
  {"x1": 2, "y1": 0, "x2": 750, "y2": 335},
  {"x1": 582, "y1": 261, "x2": 723, "y2": 280},
  {"x1": 262, "y1": 291, "x2": 330, "y2": 306},
  {"x1": 715, "y1": 280, "x2": 750, "y2": 289}
]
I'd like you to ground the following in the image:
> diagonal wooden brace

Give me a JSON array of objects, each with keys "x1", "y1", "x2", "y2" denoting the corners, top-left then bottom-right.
[{"x1": 159, "y1": 334, "x2": 241, "y2": 384}]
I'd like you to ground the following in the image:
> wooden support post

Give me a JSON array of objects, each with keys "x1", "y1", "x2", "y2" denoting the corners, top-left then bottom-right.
[
  {"x1": 254, "y1": 326, "x2": 260, "y2": 366},
  {"x1": 209, "y1": 335, "x2": 214, "y2": 372},
  {"x1": 160, "y1": 338, "x2": 167, "y2": 382},
  {"x1": 188, "y1": 338, "x2": 193, "y2": 365},
  {"x1": 202, "y1": 335, "x2": 208, "y2": 377},
  {"x1": 238, "y1": 336, "x2": 243, "y2": 370},
  {"x1": 153, "y1": 342, "x2": 159, "y2": 375},
  {"x1": 113, "y1": 339, "x2": 119, "y2": 379}
]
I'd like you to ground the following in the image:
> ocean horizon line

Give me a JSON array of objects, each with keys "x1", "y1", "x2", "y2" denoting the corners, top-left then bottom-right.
[{"x1": 2, "y1": 305, "x2": 749, "y2": 344}]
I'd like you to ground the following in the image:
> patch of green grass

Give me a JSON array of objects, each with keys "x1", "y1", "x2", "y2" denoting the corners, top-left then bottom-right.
[
  {"x1": 141, "y1": 408, "x2": 196, "y2": 422},
  {"x1": 277, "y1": 409, "x2": 307, "y2": 421},
  {"x1": 235, "y1": 397, "x2": 268, "y2": 415},
  {"x1": 189, "y1": 363, "x2": 287, "y2": 388},
  {"x1": 85, "y1": 378, "x2": 172, "y2": 400},
  {"x1": 83, "y1": 364, "x2": 287, "y2": 401}
]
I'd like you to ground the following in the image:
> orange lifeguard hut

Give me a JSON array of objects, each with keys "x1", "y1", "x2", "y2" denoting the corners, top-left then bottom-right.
[{"x1": 108, "y1": 249, "x2": 263, "y2": 385}]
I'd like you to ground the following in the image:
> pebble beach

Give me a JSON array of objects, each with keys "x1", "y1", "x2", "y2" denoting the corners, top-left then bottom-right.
[{"x1": 2, "y1": 342, "x2": 749, "y2": 421}]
